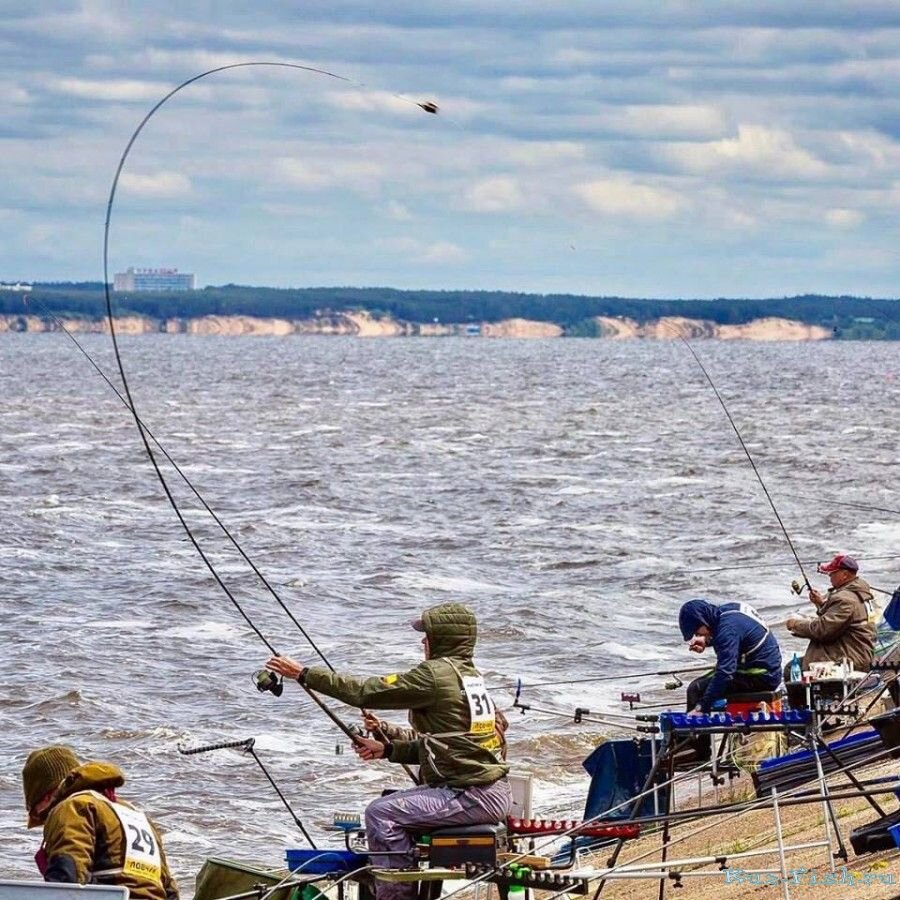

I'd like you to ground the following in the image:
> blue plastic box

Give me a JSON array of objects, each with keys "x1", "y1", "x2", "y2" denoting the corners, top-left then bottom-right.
[
  {"x1": 285, "y1": 849, "x2": 368, "y2": 874},
  {"x1": 890, "y1": 823, "x2": 900, "y2": 850}
]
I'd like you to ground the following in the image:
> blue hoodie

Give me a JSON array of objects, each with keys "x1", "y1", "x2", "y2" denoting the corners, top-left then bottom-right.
[{"x1": 679, "y1": 599, "x2": 782, "y2": 711}]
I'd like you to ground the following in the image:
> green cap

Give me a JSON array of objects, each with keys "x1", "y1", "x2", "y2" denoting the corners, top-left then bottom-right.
[{"x1": 22, "y1": 745, "x2": 81, "y2": 826}]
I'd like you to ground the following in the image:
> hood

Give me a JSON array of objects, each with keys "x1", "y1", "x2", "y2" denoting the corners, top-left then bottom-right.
[
  {"x1": 52, "y1": 762, "x2": 125, "y2": 807},
  {"x1": 845, "y1": 577, "x2": 874, "y2": 601},
  {"x1": 678, "y1": 599, "x2": 722, "y2": 641},
  {"x1": 421, "y1": 602, "x2": 477, "y2": 659}
]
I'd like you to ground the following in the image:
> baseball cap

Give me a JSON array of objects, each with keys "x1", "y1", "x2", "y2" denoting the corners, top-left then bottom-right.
[{"x1": 818, "y1": 554, "x2": 859, "y2": 574}]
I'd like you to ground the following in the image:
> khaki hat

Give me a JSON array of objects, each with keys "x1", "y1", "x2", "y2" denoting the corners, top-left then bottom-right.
[{"x1": 22, "y1": 745, "x2": 81, "y2": 826}]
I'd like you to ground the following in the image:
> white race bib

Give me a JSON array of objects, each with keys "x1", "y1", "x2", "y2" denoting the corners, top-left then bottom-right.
[
  {"x1": 735, "y1": 603, "x2": 767, "y2": 630},
  {"x1": 461, "y1": 675, "x2": 496, "y2": 736},
  {"x1": 107, "y1": 799, "x2": 163, "y2": 885}
]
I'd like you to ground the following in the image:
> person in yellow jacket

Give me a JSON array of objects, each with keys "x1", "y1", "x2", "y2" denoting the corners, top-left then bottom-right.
[{"x1": 22, "y1": 745, "x2": 179, "y2": 900}]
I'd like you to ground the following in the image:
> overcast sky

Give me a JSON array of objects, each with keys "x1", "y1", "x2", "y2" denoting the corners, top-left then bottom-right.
[{"x1": 2, "y1": 1, "x2": 899, "y2": 297}]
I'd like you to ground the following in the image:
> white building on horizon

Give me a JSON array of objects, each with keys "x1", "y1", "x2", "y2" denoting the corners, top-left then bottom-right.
[{"x1": 113, "y1": 267, "x2": 196, "y2": 292}]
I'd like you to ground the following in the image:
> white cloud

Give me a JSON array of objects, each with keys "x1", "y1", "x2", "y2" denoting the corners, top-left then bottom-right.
[
  {"x1": 1, "y1": 82, "x2": 31, "y2": 105},
  {"x1": 119, "y1": 171, "x2": 192, "y2": 198},
  {"x1": 825, "y1": 208, "x2": 864, "y2": 228},
  {"x1": 381, "y1": 237, "x2": 468, "y2": 264},
  {"x1": 51, "y1": 78, "x2": 167, "y2": 102},
  {"x1": 385, "y1": 200, "x2": 414, "y2": 220},
  {"x1": 662, "y1": 125, "x2": 830, "y2": 180},
  {"x1": 275, "y1": 157, "x2": 384, "y2": 193},
  {"x1": 421, "y1": 240, "x2": 468, "y2": 264},
  {"x1": 603, "y1": 104, "x2": 727, "y2": 140},
  {"x1": 574, "y1": 178, "x2": 684, "y2": 220},
  {"x1": 505, "y1": 141, "x2": 585, "y2": 166},
  {"x1": 462, "y1": 175, "x2": 525, "y2": 213}
]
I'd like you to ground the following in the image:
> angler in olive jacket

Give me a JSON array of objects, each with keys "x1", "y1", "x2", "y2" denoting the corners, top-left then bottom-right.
[
  {"x1": 786, "y1": 554, "x2": 877, "y2": 672},
  {"x1": 266, "y1": 602, "x2": 511, "y2": 900},
  {"x1": 22, "y1": 745, "x2": 179, "y2": 900}
]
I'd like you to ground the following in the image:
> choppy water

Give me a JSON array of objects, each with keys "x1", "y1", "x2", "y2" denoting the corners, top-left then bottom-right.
[{"x1": 1, "y1": 335, "x2": 898, "y2": 894}]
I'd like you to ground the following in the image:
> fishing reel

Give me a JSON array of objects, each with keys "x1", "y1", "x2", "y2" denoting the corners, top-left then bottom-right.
[
  {"x1": 253, "y1": 669, "x2": 284, "y2": 697},
  {"x1": 791, "y1": 579, "x2": 809, "y2": 596},
  {"x1": 335, "y1": 723, "x2": 366, "y2": 756}
]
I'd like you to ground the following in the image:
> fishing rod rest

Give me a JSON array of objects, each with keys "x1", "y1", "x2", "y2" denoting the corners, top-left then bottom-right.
[{"x1": 179, "y1": 737, "x2": 255, "y2": 755}]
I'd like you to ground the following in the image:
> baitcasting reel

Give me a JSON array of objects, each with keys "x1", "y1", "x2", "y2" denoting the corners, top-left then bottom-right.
[{"x1": 253, "y1": 669, "x2": 284, "y2": 697}]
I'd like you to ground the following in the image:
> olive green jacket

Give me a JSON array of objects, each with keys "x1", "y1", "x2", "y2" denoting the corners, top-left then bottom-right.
[
  {"x1": 790, "y1": 577, "x2": 877, "y2": 672},
  {"x1": 305, "y1": 603, "x2": 509, "y2": 788},
  {"x1": 41, "y1": 762, "x2": 179, "y2": 900}
]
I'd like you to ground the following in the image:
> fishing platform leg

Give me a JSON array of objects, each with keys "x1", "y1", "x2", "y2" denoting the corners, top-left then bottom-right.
[
  {"x1": 807, "y1": 720, "x2": 846, "y2": 867},
  {"x1": 417, "y1": 880, "x2": 443, "y2": 900},
  {"x1": 656, "y1": 750, "x2": 676, "y2": 900},
  {"x1": 592, "y1": 736, "x2": 682, "y2": 898}
]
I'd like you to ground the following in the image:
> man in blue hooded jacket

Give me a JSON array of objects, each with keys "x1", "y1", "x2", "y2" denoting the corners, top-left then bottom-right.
[{"x1": 679, "y1": 599, "x2": 782, "y2": 713}]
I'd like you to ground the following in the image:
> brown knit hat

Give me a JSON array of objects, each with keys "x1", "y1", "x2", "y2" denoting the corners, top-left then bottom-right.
[{"x1": 22, "y1": 745, "x2": 81, "y2": 825}]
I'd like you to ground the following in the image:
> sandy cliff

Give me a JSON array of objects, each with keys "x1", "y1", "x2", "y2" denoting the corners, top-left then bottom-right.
[
  {"x1": 595, "y1": 315, "x2": 830, "y2": 341},
  {"x1": 0, "y1": 312, "x2": 832, "y2": 340}
]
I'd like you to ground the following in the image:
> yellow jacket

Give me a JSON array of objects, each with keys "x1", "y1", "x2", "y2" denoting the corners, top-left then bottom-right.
[{"x1": 41, "y1": 761, "x2": 178, "y2": 900}]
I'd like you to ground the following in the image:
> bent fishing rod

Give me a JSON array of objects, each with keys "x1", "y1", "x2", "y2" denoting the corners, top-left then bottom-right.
[
  {"x1": 179, "y1": 737, "x2": 317, "y2": 849},
  {"x1": 100, "y1": 62, "x2": 438, "y2": 780},
  {"x1": 39, "y1": 303, "x2": 415, "y2": 780},
  {"x1": 29, "y1": 300, "x2": 337, "y2": 667},
  {"x1": 677, "y1": 335, "x2": 813, "y2": 592}
]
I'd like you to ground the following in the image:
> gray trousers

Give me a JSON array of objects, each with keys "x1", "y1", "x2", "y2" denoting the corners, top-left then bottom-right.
[{"x1": 364, "y1": 778, "x2": 512, "y2": 900}]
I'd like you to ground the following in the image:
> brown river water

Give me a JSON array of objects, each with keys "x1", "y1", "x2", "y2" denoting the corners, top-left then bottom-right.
[{"x1": 1, "y1": 334, "x2": 897, "y2": 894}]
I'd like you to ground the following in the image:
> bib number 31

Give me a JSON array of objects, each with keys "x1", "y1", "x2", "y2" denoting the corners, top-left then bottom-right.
[{"x1": 462, "y1": 675, "x2": 496, "y2": 735}]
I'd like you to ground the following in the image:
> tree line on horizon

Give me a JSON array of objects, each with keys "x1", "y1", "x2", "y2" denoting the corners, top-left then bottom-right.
[{"x1": 4, "y1": 282, "x2": 899, "y2": 339}]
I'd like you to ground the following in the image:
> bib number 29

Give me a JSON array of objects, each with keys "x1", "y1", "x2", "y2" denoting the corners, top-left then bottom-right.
[{"x1": 127, "y1": 824, "x2": 156, "y2": 855}]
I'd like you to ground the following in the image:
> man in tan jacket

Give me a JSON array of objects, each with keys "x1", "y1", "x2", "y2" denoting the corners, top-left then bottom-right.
[
  {"x1": 22, "y1": 745, "x2": 179, "y2": 899},
  {"x1": 786, "y1": 554, "x2": 877, "y2": 672}
]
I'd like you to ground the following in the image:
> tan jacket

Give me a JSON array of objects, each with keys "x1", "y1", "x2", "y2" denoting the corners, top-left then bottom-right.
[
  {"x1": 790, "y1": 577, "x2": 877, "y2": 671},
  {"x1": 41, "y1": 762, "x2": 178, "y2": 900}
]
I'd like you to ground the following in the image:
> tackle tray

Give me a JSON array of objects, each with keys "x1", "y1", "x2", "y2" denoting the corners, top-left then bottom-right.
[{"x1": 660, "y1": 709, "x2": 810, "y2": 730}]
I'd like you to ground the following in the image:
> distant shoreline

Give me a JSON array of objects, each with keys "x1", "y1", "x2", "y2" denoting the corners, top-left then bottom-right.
[
  {"x1": 4, "y1": 285, "x2": 898, "y2": 339},
  {"x1": 0, "y1": 311, "x2": 835, "y2": 340}
]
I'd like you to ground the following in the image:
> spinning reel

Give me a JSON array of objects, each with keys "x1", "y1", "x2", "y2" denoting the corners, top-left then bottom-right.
[{"x1": 253, "y1": 669, "x2": 284, "y2": 697}]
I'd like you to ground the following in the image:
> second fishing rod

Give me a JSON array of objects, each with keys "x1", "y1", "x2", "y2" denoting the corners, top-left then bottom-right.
[{"x1": 678, "y1": 335, "x2": 814, "y2": 592}]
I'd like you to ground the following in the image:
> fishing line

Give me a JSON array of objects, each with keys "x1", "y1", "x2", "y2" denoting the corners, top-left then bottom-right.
[
  {"x1": 691, "y1": 553, "x2": 900, "y2": 573},
  {"x1": 781, "y1": 493, "x2": 900, "y2": 518},
  {"x1": 492, "y1": 664, "x2": 710, "y2": 691},
  {"x1": 100, "y1": 62, "x2": 439, "y2": 767},
  {"x1": 676, "y1": 335, "x2": 813, "y2": 591},
  {"x1": 32, "y1": 300, "x2": 335, "y2": 670}
]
